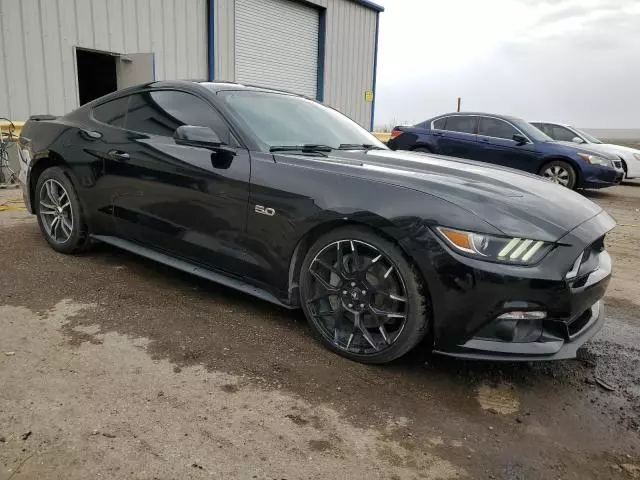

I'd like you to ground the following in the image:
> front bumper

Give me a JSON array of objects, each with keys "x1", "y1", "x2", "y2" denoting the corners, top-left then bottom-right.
[
  {"x1": 582, "y1": 165, "x2": 623, "y2": 188},
  {"x1": 403, "y1": 212, "x2": 615, "y2": 362},
  {"x1": 434, "y1": 298, "x2": 606, "y2": 361},
  {"x1": 622, "y1": 155, "x2": 640, "y2": 179}
]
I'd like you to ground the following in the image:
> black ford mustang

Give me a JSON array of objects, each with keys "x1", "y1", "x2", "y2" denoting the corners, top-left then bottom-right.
[{"x1": 18, "y1": 81, "x2": 614, "y2": 364}]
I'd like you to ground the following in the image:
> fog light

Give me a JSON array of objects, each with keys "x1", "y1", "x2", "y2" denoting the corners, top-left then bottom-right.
[
  {"x1": 476, "y1": 311, "x2": 546, "y2": 343},
  {"x1": 496, "y1": 311, "x2": 547, "y2": 321},
  {"x1": 496, "y1": 311, "x2": 545, "y2": 342}
]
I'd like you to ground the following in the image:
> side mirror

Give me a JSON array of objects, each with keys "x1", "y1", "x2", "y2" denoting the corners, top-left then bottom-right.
[
  {"x1": 174, "y1": 125, "x2": 236, "y2": 169},
  {"x1": 174, "y1": 125, "x2": 223, "y2": 149},
  {"x1": 512, "y1": 133, "x2": 528, "y2": 145},
  {"x1": 572, "y1": 136, "x2": 585, "y2": 144}
]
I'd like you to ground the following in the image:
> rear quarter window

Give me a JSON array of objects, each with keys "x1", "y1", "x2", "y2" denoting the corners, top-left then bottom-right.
[
  {"x1": 431, "y1": 118, "x2": 446, "y2": 130},
  {"x1": 92, "y1": 96, "x2": 129, "y2": 127}
]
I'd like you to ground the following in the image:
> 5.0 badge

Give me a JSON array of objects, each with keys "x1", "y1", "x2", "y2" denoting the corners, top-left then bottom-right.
[{"x1": 255, "y1": 205, "x2": 275, "y2": 216}]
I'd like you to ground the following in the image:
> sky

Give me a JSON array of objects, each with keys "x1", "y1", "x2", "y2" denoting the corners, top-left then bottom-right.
[{"x1": 373, "y1": 0, "x2": 640, "y2": 129}]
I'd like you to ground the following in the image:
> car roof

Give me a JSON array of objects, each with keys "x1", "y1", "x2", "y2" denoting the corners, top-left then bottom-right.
[
  {"x1": 101, "y1": 80, "x2": 304, "y2": 99},
  {"x1": 530, "y1": 121, "x2": 573, "y2": 127},
  {"x1": 429, "y1": 112, "x2": 524, "y2": 123},
  {"x1": 197, "y1": 81, "x2": 305, "y2": 97}
]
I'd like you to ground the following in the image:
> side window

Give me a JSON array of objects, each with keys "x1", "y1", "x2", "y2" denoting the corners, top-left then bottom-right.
[
  {"x1": 92, "y1": 96, "x2": 129, "y2": 127},
  {"x1": 478, "y1": 117, "x2": 519, "y2": 140},
  {"x1": 125, "y1": 90, "x2": 231, "y2": 143},
  {"x1": 551, "y1": 125, "x2": 578, "y2": 142},
  {"x1": 432, "y1": 118, "x2": 446, "y2": 130},
  {"x1": 532, "y1": 123, "x2": 551, "y2": 136},
  {"x1": 443, "y1": 116, "x2": 476, "y2": 134}
]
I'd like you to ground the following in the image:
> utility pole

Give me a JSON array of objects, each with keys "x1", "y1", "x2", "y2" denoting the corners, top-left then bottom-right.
[{"x1": 457, "y1": 97, "x2": 462, "y2": 112}]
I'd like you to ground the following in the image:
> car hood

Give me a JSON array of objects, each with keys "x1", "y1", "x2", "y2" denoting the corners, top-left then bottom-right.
[
  {"x1": 334, "y1": 149, "x2": 603, "y2": 242},
  {"x1": 548, "y1": 141, "x2": 619, "y2": 160},
  {"x1": 580, "y1": 142, "x2": 640, "y2": 157}
]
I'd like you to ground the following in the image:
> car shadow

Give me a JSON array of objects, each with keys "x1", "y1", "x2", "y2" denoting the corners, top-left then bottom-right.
[
  {"x1": 581, "y1": 189, "x2": 617, "y2": 200},
  {"x1": 621, "y1": 180, "x2": 640, "y2": 187},
  {"x1": 78, "y1": 242, "x2": 604, "y2": 409}
]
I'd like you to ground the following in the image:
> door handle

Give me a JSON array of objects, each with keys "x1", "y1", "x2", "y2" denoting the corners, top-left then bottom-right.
[{"x1": 107, "y1": 150, "x2": 130, "y2": 161}]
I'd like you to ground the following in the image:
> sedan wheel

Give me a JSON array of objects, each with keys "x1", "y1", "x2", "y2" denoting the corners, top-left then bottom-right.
[
  {"x1": 39, "y1": 179, "x2": 74, "y2": 244},
  {"x1": 541, "y1": 161, "x2": 577, "y2": 189},
  {"x1": 300, "y1": 227, "x2": 429, "y2": 364}
]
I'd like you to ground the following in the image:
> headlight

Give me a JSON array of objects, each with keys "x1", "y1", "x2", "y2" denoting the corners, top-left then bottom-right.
[
  {"x1": 577, "y1": 152, "x2": 611, "y2": 167},
  {"x1": 435, "y1": 227, "x2": 553, "y2": 264}
]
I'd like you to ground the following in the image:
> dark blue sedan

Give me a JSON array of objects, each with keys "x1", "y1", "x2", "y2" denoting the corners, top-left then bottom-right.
[{"x1": 387, "y1": 112, "x2": 623, "y2": 189}]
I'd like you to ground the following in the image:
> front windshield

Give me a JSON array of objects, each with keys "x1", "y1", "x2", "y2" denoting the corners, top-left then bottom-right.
[
  {"x1": 511, "y1": 119, "x2": 554, "y2": 142},
  {"x1": 571, "y1": 127, "x2": 603, "y2": 144},
  {"x1": 217, "y1": 90, "x2": 386, "y2": 151}
]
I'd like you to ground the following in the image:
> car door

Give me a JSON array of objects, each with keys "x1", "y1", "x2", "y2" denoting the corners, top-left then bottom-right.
[
  {"x1": 108, "y1": 89, "x2": 252, "y2": 275},
  {"x1": 476, "y1": 117, "x2": 539, "y2": 172},
  {"x1": 431, "y1": 115, "x2": 480, "y2": 160},
  {"x1": 81, "y1": 95, "x2": 133, "y2": 233}
]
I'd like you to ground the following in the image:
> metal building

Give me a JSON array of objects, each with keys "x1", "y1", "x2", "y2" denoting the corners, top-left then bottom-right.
[{"x1": 0, "y1": 0, "x2": 382, "y2": 129}]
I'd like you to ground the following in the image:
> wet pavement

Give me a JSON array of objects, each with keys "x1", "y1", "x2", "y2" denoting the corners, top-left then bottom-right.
[{"x1": 1, "y1": 184, "x2": 639, "y2": 479}]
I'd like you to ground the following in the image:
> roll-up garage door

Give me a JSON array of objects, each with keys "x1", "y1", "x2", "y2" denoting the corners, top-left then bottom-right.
[{"x1": 235, "y1": 0, "x2": 319, "y2": 99}]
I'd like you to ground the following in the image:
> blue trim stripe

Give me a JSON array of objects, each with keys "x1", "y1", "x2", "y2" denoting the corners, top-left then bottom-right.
[
  {"x1": 358, "y1": 0, "x2": 384, "y2": 12},
  {"x1": 316, "y1": 9, "x2": 326, "y2": 101},
  {"x1": 370, "y1": 12, "x2": 380, "y2": 131},
  {"x1": 207, "y1": 0, "x2": 215, "y2": 80}
]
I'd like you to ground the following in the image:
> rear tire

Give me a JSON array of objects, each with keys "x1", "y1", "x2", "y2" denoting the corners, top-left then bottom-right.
[
  {"x1": 540, "y1": 160, "x2": 577, "y2": 189},
  {"x1": 35, "y1": 166, "x2": 91, "y2": 254},
  {"x1": 299, "y1": 226, "x2": 429, "y2": 364}
]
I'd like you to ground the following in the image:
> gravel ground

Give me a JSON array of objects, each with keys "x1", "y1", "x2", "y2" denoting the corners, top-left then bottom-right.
[{"x1": 1, "y1": 182, "x2": 639, "y2": 480}]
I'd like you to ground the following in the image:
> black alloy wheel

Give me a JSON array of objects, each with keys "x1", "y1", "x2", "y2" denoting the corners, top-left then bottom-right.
[
  {"x1": 35, "y1": 166, "x2": 90, "y2": 254},
  {"x1": 300, "y1": 227, "x2": 428, "y2": 364}
]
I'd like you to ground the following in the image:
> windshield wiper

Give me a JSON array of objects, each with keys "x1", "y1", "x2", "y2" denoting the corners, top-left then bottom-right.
[
  {"x1": 269, "y1": 144, "x2": 333, "y2": 153},
  {"x1": 338, "y1": 143, "x2": 385, "y2": 150}
]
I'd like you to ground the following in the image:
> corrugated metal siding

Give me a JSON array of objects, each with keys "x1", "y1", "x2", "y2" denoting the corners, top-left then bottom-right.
[
  {"x1": 0, "y1": 0, "x2": 208, "y2": 120},
  {"x1": 235, "y1": 0, "x2": 319, "y2": 98},
  {"x1": 0, "y1": 0, "x2": 377, "y2": 126},
  {"x1": 212, "y1": 0, "x2": 376, "y2": 128},
  {"x1": 323, "y1": 0, "x2": 376, "y2": 128},
  {"x1": 214, "y1": 0, "x2": 235, "y2": 81}
]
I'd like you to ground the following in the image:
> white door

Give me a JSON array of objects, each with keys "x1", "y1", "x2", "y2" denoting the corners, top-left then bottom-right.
[
  {"x1": 116, "y1": 53, "x2": 155, "y2": 89},
  {"x1": 235, "y1": 0, "x2": 319, "y2": 98}
]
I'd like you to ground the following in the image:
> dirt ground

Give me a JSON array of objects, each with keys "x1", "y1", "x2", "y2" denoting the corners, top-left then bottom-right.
[{"x1": 1, "y1": 181, "x2": 639, "y2": 480}]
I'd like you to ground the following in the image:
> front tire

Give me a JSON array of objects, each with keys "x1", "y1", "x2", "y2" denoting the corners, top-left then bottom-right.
[
  {"x1": 35, "y1": 166, "x2": 90, "y2": 254},
  {"x1": 299, "y1": 226, "x2": 429, "y2": 364},
  {"x1": 540, "y1": 160, "x2": 577, "y2": 189}
]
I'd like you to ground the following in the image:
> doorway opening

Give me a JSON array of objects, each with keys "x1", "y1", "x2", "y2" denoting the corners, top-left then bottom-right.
[{"x1": 76, "y1": 48, "x2": 117, "y2": 105}]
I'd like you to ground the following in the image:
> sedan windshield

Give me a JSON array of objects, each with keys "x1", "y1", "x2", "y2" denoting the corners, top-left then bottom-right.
[
  {"x1": 571, "y1": 127, "x2": 603, "y2": 144},
  {"x1": 217, "y1": 90, "x2": 386, "y2": 151}
]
